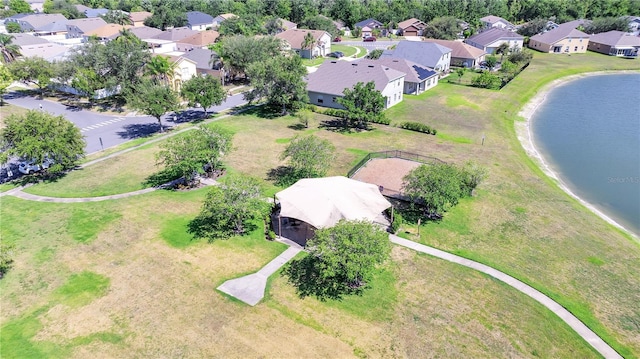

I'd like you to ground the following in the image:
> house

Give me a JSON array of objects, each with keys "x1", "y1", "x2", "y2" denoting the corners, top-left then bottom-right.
[
  {"x1": 628, "y1": 16, "x2": 640, "y2": 35},
  {"x1": 9, "y1": 33, "x2": 50, "y2": 47},
  {"x1": 465, "y1": 27, "x2": 524, "y2": 54},
  {"x1": 275, "y1": 28, "x2": 331, "y2": 59},
  {"x1": 143, "y1": 27, "x2": 198, "y2": 54},
  {"x1": 153, "y1": 27, "x2": 199, "y2": 42},
  {"x1": 423, "y1": 38, "x2": 486, "y2": 68},
  {"x1": 587, "y1": 30, "x2": 640, "y2": 58},
  {"x1": 128, "y1": 25, "x2": 163, "y2": 40},
  {"x1": 6, "y1": 13, "x2": 67, "y2": 33},
  {"x1": 66, "y1": 17, "x2": 107, "y2": 39},
  {"x1": 19, "y1": 43, "x2": 69, "y2": 62},
  {"x1": 186, "y1": 11, "x2": 214, "y2": 31},
  {"x1": 381, "y1": 40, "x2": 452, "y2": 73},
  {"x1": 176, "y1": 30, "x2": 220, "y2": 52},
  {"x1": 129, "y1": 11, "x2": 152, "y2": 27},
  {"x1": 26, "y1": 0, "x2": 44, "y2": 12},
  {"x1": 181, "y1": 48, "x2": 225, "y2": 81},
  {"x1": 354, "y1": 18, "x2": 383, "y2": 30},
  {"x1": 212, "y1": 13, "x2": 237, "y2": 28},
  {"x1": 279, "y1": 18, "x2": 297, "y2": 31},
  {"x1": 397, "y1": 18, "x2": 426, "y2": 36},
  {"x1": 151, "y1": 54, "x2": 197, "y2": 91},
  {"x1": 84, "y1": 24, "x2": 132, "y2": 42},
  {"x1": 305, "y1": 60, "x2": 405, "y2": 109},
  {"x1": 74, "y1": 5, "x2": 110, "y2": 18},
  {"x1": 528, "y1": 20, "x2": 590, "y2": 54},
  {"x1": 480, "y1": 15, "x2": 515, "y2": 31},
  {"x1": 358, "y1": 57, "x2": 438, "y2": 95}
]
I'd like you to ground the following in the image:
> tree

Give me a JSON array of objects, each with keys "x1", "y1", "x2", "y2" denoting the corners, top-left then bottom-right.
[
  {"x1": 145, "y1": 55, "x2": 176, "y2": 86},
  {"x1": 280, "y1": 134, "x2": 335, "y2": 181},
  {"x1": 103, "y1": 10, "x2": 132, "y2": 25},
  {"x1": 8, "y1": 0, "x2": 32, "y2": 14},
  {"x1": 264, "y1": 16, "x2": 285, "y2": 35},
  {"x1": 296, "y1": 109, "x2": 313, "y2": 128},
  {"x1": 5, "y1": 22, "x2": 22, "y2": 33},
  {"x1": 43, "y1": 0, "x2": 84, "y2": 19},
  {"x1": 215, "y1": 35, "x2": 284, "y2": 79},
  {"x1": 0, "y1": 34, "x2": 21, "y2": 63},
  {"x1": 245, "y1": 54, "x2": 308, "y2": 113},
  {"x1": 126, "y1": 80, "x2": 180, "y2": 132},
  {"x1": 300, "y1": 15, "x2": 339, "y2": 38},
  {"x1": 0, "y1": 65, "x2": 13, "y2": 105},
  {"x1": 484, "y1": 55, "x2": 498, "y2": 69},
  {"x1": 8, "y1": 57, "x2": 54, "y2": 97},
  {"x1": 301, "y1": 31, "x2": 317, "y2": 56},
  {"x1": 180, "y1": 74, "x2": 227, "y2": 115},
  {"x1": 517, "y1": 18, "x2": 548, "y2": 37},
  {"x1": 423, "y1": 16, "x2": 461, "y2": 40},
  {"x1": 156, "y1": 125, "x2": 233, "y2": 186},
  {"x1": 495, "y1": 43, "x2": 511, "y2": 62},
  {"x1": 70, "y1": 68, "x2": 104, "y2": 102},
  {"x1": 455, "y1": 67, "x2": 465, "y2": 83},
  {"x1": 583, "y1": 17, "x2": 630, "y2": 34},
  {"x1": 366, "y1": 49, "x2": 384, "y2": 59},
  {"x1": 402, "y1": 162, "x2": 484, "y2": 219},
  {"x1": 336, "y1": 81, "x2": 386, "y2": 128},
  {"x1": 472, "y1": 71, "x2": 501, "y2": 89},
  {"x1": 0, "y1": 110, "x2": 85, "y2": 172},
  {"x1": 283, "y1": 220, "x2": 391, "y2": 299},
  {"x1": 143, "y1": 3, "x2": 187, "y2": 30},
  {"x1": 188, "y1": 175, "x2": 270, "y2": 241}
]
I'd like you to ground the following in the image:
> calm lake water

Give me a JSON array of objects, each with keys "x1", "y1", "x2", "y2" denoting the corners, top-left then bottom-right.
[{"x1": 532, "y1": 73, "x2": 640, "y2": 237}]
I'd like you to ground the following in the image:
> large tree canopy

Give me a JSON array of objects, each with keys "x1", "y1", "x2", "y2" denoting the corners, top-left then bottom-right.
[
  {"x1": 336, "y1": 81, "x2": 386, "y2": 128},
  {"x1": 126, "y1": 79, "x2": 180, "y2": 132},
  {"x1": 180, "y1": 74, "x2": 227, "y2": 115},
  {"x1": 216, "y1": 35, "x2": 284, "y2": 79},
  {"x1": 8, "y1": 57, "x2": 54, "y2": 97},
  {"x1": 244, "y1": 54, "x2": 307, "y2": 113},
  {"x1": 279, "y1": 134, "x2": 335, "y2": 182},
  {"x1": 283, "y1": 219, "x2": 391, "y2": 300},
  {"x1": 0, "y1": 110, "x2": 85, "y2": 172}
]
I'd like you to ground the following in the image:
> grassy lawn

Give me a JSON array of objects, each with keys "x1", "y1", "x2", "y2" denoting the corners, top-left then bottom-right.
[
  {"x1": 331, "y1": 44, "x2": 358, "y2": 57},
  {"x1": 302, "y1": 56, "x2": 330, "y2": 67},
  {"x1": 1, "y1": 52, "x2": 639, "y2": 357}
]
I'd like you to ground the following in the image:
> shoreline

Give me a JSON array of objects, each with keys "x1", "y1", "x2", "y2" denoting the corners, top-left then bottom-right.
[{"x1": 516, "y1": 70, "x2": 639, "y2": 241}]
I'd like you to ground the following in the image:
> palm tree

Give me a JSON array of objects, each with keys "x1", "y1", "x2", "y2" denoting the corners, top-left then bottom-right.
[
  {"x1": 301, "y1": 32, "x2": 316, "y2": 58},
  {"x1": 104, "y1": 10, "x2": 132, "y2": 25},
  {"x1": 0, "y1": 34, "x2": 21, "y2": 64},
  {"x1": 495, "y1": 42, "x2": 511, "y2": 62},
  {"x1": 208, "y1": 44, "x2": 226, "y2": 85},
  {"x1": 145, "y1": 55, "x2": 176, "y2": 86}
]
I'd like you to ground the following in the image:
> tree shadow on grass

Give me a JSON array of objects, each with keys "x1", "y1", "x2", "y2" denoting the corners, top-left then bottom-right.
[
  {"x1": 266, "y1": 166, "x2": 300, "y2": 187},
  {"x1": 240, "y1": 105, "x2": 284, "y2": 119},
  {"x1": 144, "y1": 168, "x2": 181, "y2": 188},
  {"x1": 117, "y1": 123, "x2": 162, "y2": 139},
  {"x1": 287, "y1": 123, "x2": 307, "y2": 131},
  {"x1": 282, "y1": 255, "x2": 362, "y2": 301},
  {"x1": 318, "y1": 118, "x2": 359, "y2": 133}
]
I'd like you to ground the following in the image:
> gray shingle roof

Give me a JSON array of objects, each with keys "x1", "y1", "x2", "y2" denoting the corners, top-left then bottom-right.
[
  {"x1": 466, "y1": 27, "x2": 523, "y2": 47},
  {"x1": 357, "y1": 57, "x2": 436, "y2": 83},
  {"x1": 480, "y1": 15, "x2": 513, "y2": 27},
  {"x1": 181, "y1": 48, "x2": 217, "y2": 70},
  {"x1": 381, "y1": 41, "x2": 451, "y2": 69},
  {"x1": 306, "y1": 60, "x2": 405, "y2": 96},
  {"x1": 129, "y1": 26, "x2": 163, "y2": 39},
  {"x1": 152, "y1": 27, "x2": 199, "y2": 41},
  {"x1": 186, "y1": 11, "x2": 214, "y2": 26},
  {"x1": 530, "y1": 20, "x2": 590, "y2": 45},
  {"x1": 66, "y1": 17, "x2": 107, "y2": 33},
  {"x1": 423, "y1": 38, "x2": 486, "y2": 59},
  {"x1": 589, "y1": 30, "x2": 640, "y2": 47},
  {"x1": 354, "y1": 18, "x2": 383, "y2": 29},
  {"x1": 10, "y1": 33, "x2": 50, "y2": 47}
]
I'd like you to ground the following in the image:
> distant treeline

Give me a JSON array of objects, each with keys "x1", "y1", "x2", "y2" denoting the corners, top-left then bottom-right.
[{"x1": 74, "y1": 0, "x2": 639, "y2": 27}]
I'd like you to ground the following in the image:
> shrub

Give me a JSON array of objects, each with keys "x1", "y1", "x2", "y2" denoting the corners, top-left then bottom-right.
[
  {"x1": 399, "y1": 121, "x2": 436, "y2": 134},
  {"x1": 390, "y1": 212, "x2": 403, "y2": 234},
  {"x1": 472, "y1": 71, "x2": 501, "y2": 89}
]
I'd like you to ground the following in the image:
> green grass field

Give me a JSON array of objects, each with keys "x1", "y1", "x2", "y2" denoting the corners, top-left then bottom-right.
[{"x1": 1, "y1": 51, "x2": 639, "y2": 357}]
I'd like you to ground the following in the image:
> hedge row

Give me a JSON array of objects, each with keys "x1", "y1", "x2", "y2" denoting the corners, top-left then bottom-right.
[{"x1": 399, "y1": 121, "x2": 437, "y2": 135}]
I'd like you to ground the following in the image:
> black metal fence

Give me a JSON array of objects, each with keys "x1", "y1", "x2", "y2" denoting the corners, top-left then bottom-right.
[{"x1": 347, "y1": 150, "x2": 445, "y2": 179}]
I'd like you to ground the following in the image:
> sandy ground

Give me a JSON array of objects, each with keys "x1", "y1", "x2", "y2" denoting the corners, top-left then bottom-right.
[
  {"x1": 516, "y1": 70, "x2": 639, "y2": 240},
  {"x1": 350, "y1": 157, "x2": 421, "y2": 196}
]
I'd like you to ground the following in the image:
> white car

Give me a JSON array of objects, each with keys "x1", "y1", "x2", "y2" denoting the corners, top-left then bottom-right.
[{"x1": 18, "y1": 158, "x2": 55, "y2": 174}]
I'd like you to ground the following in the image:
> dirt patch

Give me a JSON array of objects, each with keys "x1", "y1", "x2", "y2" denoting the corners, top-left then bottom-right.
[{"x1": 350, "y1": 158, "x2": 421, "y2": 195}]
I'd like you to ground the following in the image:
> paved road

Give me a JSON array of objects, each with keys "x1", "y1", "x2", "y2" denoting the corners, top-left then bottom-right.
[{"x1": 3, "y1": 91, "x2": 247, "y2": 154}]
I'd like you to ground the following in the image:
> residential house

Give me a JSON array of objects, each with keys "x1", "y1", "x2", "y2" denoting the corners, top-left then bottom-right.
[
  {"x1": 212, "y1": 13, "x2": 237, "y2": 28},
  {"x1": 587, "y1": 30, "x2": 640, "y2": 58},
  {"x1": 181, "y1": 48, "x2": 225, "y2": 81},
  {"x1": 628, "y1": 16, "x2": 640, "y2": 35},
  {"x1": 129, "y1": 26, "x2": 163, "y2": 40},
  {"x1": 19, "y1": 43, "x2": 69, "y2": 62},
  {"x1": 279, "y1": 18, "x2": 297, "y2": 31},
  {"x1": 26, "y1": 0, "x2": 44, "y2": 12},
  {"x1": 528, "y1": 20, "x2": 590, "y2": 53},
  {"x1": 164, "y1": 55, "x2": 197, "y2": 92},
  {"x1": 423, "y1": 38, "x2": 486, "y2": 68},
  {"x1": 397, "y1": 18, "x2": 426, "y2": 36},
  {"x1": 74, "y1": 5, "x2": 110, "y2": 18},
  {"x1": 84, "y1": 24, "x2": 132, "y2": 42},
  {"x1": 358, "y1": 57, "x2": 438, "y2": 95},
  {"x1": 381, "y1": 40, "x2": 452, "y2": 73},
  {"x1": 354, "y1": 18, "x2": 383, "y2": 30},
  {"x1": 465, "y1": 27, "x2": 524, "y2": 54},
  {"x1": 480, "y1": 15, "x2": 515, "y2": 31},
  {"x1": 305, "y1": 60, "x2": 405, "y2": 109},
  {"x1": 176, "y1": 30, "x2": 220, "y2": 52},
  {"x1": 186, "y1": 11, "x2": 214, "y2": 31},
  {"x1": 6, "y1": 13, "x2": 67, "y2": 33},
  {"x1": 9, "y1": 33, "x2": 50, "y2": 47},
  {"x1": 146, "y1": 27, "x2": 199, "y2": 53},
  {"x1": 33, "y1": 20, "x2": 68, "y2": 36},
  {"x1": 275, "y1": 28, "x2": 331, "y2": 59},
  {"x1": 129, "y1": 11, "x2": 152, "y2": 27},
  {"x1": 66, "y1": 17, "x2": 107, "y2": 39}
]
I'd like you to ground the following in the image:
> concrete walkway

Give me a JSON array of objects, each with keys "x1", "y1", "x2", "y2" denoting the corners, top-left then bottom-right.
[
  {"x1": 217, "y1": 245, "x2": 302, "y2": 306},
  {"x1": 3, "y1": 187, "x2": 157, "y2": 202},
  {"x1": 390, "y1": 234, "x2": 623, "y2": 359}
]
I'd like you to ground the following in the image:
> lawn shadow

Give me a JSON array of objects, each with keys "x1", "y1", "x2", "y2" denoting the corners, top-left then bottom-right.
[
  {"x1": 144, "y1": 168, "x2": 182, "y2": 188},
  {"x1": 266, "y1": 166, "x2": 299, "y2": 187},
  {"x1": 318, "y1": 118, "x2": 355, "y2": 133},
  {"x1": 117, "y1": 123, "x2": 162, "y2": 139},
  {"x1": 240, "y1": 105, "x2": 284, "y2": 119},
  {"x1": 287, "y1": 123, "x2": 307, "y2": 131}
]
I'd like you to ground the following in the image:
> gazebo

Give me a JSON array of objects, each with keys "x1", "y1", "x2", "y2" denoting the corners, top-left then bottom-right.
[{"x1": 275, "y1": 176, "x2": 392, "y2": 245}]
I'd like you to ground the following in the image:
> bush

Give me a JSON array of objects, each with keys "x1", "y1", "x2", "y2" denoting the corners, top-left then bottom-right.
[
  {"x1": 323, "y1": 108, "x2": 391, "y2": 125},
  {"x1": 323, "y1": 108, "x2": 347, "y2": 117},
  {"x1": 472, "y1": 71, "x2": 501, "y2": 89},
  {"x1": 399, "y1": 121, "x2": 436, "y2": 134},
  {"x1": 390, "y1": 212, "x2": 403, "y2": 234}
]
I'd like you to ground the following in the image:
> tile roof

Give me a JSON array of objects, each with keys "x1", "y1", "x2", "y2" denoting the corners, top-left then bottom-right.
[
  {"x1": 357, "y1": 57, "x2": 436, "y2": 83},
  {"x1": 306, "y1": 60, "x2": 405, "y2": 96},
  {"x1": 128, "y1": 25, "x2": 163, "y2": 39},
  {"x1": 381, "y1": 41, "x2": 451, "y2": 69},
  {"x1": 530, "y1": 20, "x2": 590, "y2": 45},
  {"x1": 129, "y1": 11, "x2": 152, "y2": 23},
  {"x1": 178, "y1": 30, "x2": 219, "y2": 46},
  {"x1": 152, "y1": 27, "x2": 199, "y2": 41},
  {"x1": 465, "y1": 27, "x2": 523, "y2": 46},
  {"x1": 589, "y1": 30, "x2": 640, "y2": 47},
  {"x1": 275, "y1": 28, "x2": 329, "y2": 49},
  {"x1": 186, "y1": 11, "x2": 214, "y2": 26},
  {"x1": 423, "y1": 38, "x2": 486, "y2": 59}
]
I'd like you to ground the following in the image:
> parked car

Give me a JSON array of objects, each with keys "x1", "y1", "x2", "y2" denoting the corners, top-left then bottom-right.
[
  {"x1": 328, "y1": 51, "x2": 344, "y2": 58},
  {"x1": 18, "y1": 157, "x2": 55, "y2": 174},
  {"x1": 363, "y1": 36, "x2": 377, "y2": 42},
  {"x1": 333, "y1": 36, "x2": 342, "y2": 42}
]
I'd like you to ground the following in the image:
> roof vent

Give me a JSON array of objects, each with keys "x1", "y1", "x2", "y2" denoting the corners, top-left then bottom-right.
[
  {"x1": 330, "y1": 61, "x2": 337, "y2": 63},
  {"x1": 368, "y1": 65, "x2": 374, "y2": 68}
]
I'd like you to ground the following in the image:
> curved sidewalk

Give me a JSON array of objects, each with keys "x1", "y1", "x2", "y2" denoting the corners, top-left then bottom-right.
[
  {"x1": 2, "y1": 187, "x2": 157, "y2": 202},
  {"x1": 390, "y1": 234, "x2": 622, "y2": 359}
]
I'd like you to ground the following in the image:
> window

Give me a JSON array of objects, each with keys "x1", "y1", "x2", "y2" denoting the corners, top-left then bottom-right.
[
  {"x1": 317, "y1": 95, "x2": 324, "y2": 104},
  {"x1": 574, "y1": 46, "x2": 578, "y2": 51},
  {"x1": 332, "y1": 97, "x2": 336, "y2": 102}
]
